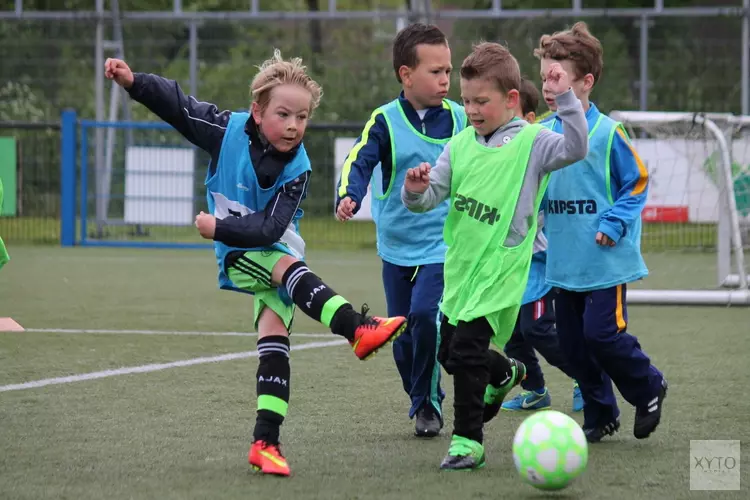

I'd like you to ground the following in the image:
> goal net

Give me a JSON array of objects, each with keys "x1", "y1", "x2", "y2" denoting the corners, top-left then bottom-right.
[{"x1": 608, "y1": 111, "x2": 749, "y2": 306}]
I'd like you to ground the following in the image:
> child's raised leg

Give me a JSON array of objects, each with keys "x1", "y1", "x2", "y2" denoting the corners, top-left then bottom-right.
[
  {"x1": 483, "y1": 350, "x2": 526, "y2": 423},
  {"x1": 481, "y1": 306, "x2": 528, "y2": 424},
  {"x1": 226, "y1": 249, "x2": 406, "y2": 476},
  {"x1": 271, "y1": 255, "x2": 406, "y2": 360}
]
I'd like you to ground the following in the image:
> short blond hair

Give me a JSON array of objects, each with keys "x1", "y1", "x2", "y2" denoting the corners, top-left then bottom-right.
[
  {"x1": 460, "y1": 42, "x2": 521, "y2": 95},
  {"x1": 250, "y1": 49, "x2": 322, "y2": 115}
]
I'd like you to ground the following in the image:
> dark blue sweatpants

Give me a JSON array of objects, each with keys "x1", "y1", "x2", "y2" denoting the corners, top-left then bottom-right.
[
  {"x1": 382, "y1": 261, "x2": 445, "y2": 419},
  {"x1": 504, "y1": 289, "x2": 577, "y2": 391},
  {"x1": 554, "y1": 284, "x2": 664, "y2": 429}
]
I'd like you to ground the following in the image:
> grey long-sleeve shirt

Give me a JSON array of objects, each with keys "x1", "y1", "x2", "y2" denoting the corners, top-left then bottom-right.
[{"x1": 401, "y1": 89, "x2": 588, "y2": 248}]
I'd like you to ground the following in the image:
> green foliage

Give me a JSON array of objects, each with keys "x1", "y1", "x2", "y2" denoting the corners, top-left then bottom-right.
[
  {"x1": 0, "y1": 1, "x2": 743, "y2": 121},
  {"x1": 0, "y1": 82, "x2": 49, "y2": 121},
  {"x1": 0, "y1": 1, "x2": 744, "y2": 221}
]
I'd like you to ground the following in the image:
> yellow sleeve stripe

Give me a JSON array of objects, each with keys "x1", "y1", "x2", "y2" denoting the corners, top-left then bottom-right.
[
  {"x1": 616, "y1": 127, "x2": 649, "y2": 196},
  {"x1": 535, "y1": 110, "x2": 553, "y2": 123},
  {"x1": 338, "y1": 109, "x2": 383, "y2": 198}
]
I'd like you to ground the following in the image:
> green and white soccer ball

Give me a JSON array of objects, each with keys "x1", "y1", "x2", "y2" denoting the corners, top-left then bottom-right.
[{"x1": 512, "y1": 410, "x2": 588, "y2": 490}]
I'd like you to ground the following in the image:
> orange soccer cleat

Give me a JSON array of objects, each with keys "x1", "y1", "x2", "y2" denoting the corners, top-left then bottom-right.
[
  {"x1": 249, "y1": 440, "x2": 291, "y2": 477},
  {"x1": 350, "y1": 305, "x2": 407, "y2": 360}
]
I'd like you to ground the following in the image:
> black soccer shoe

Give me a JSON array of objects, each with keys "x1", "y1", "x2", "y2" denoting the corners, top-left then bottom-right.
[
  {"x1": 583, "y1": 418, "x2": 621, "y2": 443},
  {"x1": 634, "y1": 378, "x2": 668, "y2": 439},
  {"x1": 415, "y1": 406, "x2": 442, "y2": 438}
]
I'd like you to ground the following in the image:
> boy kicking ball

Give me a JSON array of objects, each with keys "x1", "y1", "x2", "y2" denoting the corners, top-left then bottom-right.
[{"x1": 106, "y1": 51, "x2": 406, "y2": 477}]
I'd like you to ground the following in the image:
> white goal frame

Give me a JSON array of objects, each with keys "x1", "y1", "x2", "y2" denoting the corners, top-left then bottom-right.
[{"x1": 609, "y1": 111, "x2": 749, "y2": 307}]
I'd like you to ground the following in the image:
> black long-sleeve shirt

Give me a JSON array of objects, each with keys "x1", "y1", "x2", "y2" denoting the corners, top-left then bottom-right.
[{"x1": 126, "y1": 73, "x2": 309, "y2": 248}]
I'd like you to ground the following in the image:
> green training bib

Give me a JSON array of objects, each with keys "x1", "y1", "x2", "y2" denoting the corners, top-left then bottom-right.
[{"x1": 440, "y1": 123, "x2": 547, "y2": 337}]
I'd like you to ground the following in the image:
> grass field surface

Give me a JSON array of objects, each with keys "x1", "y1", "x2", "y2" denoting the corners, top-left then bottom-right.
[{"x1": 1, "y1": 246, "x2": 748, "y2": 499}]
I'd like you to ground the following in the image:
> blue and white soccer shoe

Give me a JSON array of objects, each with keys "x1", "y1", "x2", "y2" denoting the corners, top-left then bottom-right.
[{"x1": 501, "y1": 388, "x2": 551, "y2": 411}]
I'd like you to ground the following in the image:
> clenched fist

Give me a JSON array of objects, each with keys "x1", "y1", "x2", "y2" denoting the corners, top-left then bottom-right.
[
  {"x1": 195, "y1": 211, "x2": 216, "y2": 239},
  {"x1": 595, "y1": 231, "x2": 616, "y2": 247},
  {"x1": 544, "y1": 62, "x2": 572, "y2": 96},
  {"x1": 104, "y1": 58, "x2": 135, "y2": 90}
]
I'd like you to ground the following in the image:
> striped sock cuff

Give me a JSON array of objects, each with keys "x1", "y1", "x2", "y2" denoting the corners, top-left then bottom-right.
[
  {"x1": 282, "y1": 262, "x2": 310, "y2": 300},
  {"x1": 258, "y1": 335, "x2": 290, "y2": 358}
]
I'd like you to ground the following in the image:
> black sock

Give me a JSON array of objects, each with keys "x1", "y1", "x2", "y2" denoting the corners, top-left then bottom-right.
[
  {"x1": 488, "y1": 349, "x2": 513, "y2": 387},
  {"x1": 282, "y1": 261, "x2": 359, "y2": 341},
  {"x1": 253, "y1": 336, "x2": 290, "y2": 446}
]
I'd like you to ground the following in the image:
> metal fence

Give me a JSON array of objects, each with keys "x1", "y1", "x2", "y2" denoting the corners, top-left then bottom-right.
[
  {"x1": 0, "y1": 1, "x2": 748, "y2": 248},
  {"x1": 70, "y1": 115, "x2": 370, "y2": 249},
  {"x1": 0, "y1": 113, "x2": 376, "y2": 248},
  {"x1": 0, "y1": 121, "x2": 61, "y2": 243},
  {"x1": 1, "y1": 2, "x2": 747, "y2": 122}
]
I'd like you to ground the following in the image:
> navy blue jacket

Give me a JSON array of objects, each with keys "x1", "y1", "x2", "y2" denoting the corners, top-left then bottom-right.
[
  {"x1": 336, "y1": 92, "x2": 457, "y2": 213},
  {"x1": 127, "y1": 72, "x2": 309, "y2": 248}
]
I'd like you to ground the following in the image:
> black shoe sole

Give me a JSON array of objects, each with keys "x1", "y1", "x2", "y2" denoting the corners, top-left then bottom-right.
[
  {"x1": 440, "y1": 457, "x2": 486, "y2": 470},
  {"x1": 584, "y1": 419, "x2": 621, "y2": 443}
]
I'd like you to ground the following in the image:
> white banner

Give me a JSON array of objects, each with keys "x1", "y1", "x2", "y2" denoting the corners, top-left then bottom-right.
[
  {"x1": 332, "y1": 136, "x2": 750, "y2": 224},
  {"x1": 124, "y1": 146, "x2": 195, "y2": 225}
]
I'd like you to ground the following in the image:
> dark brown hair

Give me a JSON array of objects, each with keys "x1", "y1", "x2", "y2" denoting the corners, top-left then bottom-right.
[
  {"x1": 392, "y1": 23, "x2": 448, "y2": 83},
  {"x1": 519, "y1": 78, "x2": 540, "y2": 116}
]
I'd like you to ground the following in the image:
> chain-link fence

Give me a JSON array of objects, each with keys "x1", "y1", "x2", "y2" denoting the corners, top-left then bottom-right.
[{"x1": 0, "y1": 2, "x2": 746, "y2": 247}]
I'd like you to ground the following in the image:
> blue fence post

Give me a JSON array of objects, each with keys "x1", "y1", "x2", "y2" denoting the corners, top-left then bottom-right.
[{"x1": 60, "y1": 109, "x2": 77, "y2": 247}]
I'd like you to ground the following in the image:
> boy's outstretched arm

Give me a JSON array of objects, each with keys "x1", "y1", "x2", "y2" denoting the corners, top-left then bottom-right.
[
  {"x1": 597, "y1": 127, "x2": 650, "y2": 243},
  {"x1": 528, "y1": 89, "x2": 589, "y2": 173},
  {"x1": 335, "y1": 110, "x2": 390, "y2": 220},
  {"x1": 401, "y1": 143, "x2": 452, "y2": 213},
  {"x1": 196, "y1": 172, "x2": 309, "y2": 248},
  {"x1": 106, "y1": 58, "x2": 229, "y2": 155},
  {"x1": 127, "y1": 72, "x2": 229, "y2": 155}
]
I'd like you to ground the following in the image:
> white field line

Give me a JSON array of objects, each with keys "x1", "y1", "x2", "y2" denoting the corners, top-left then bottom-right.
[
  {"x1": 0, "y1": 339, "x2": 347, "y2": 393},
  {"x1": 22, "y1": 328, "x2": 333, "y2": 338}
]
